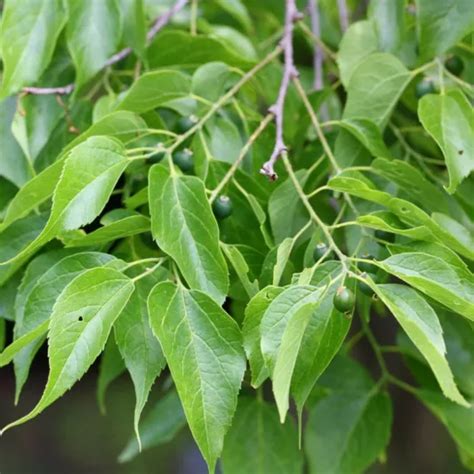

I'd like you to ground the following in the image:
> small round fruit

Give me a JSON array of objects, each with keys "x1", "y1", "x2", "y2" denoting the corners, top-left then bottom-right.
[
  {"x1": 313, "y1": 242, "x2": 333, "y2": 262},
  {"x1": 445, "y1": 55, "x2": 464, "y2": 76},
  {"x1": 172, "y1": 149, "x2": 194, "y2": 173},
  {"x1": 212, "y1": 195, "x2": 233, "y2": 220},
  {"x1": 150, "y1": 150, "x2": 165, "y2": 164},
  {"x1": 359, "y1": 253, "x2": 377, "y2": 273},
  {"x1": 358, "y1": 273, "x2": 377, "y2": 296},
  {"x1": 375, "y1": 229, "x2": 394, "y2": 242},
  {"x1": 176, "y1": 115, "x2": 198, "y2": 133},
  {"x1": 333, "y1": 287, "x2": 355, "y2": 313},
  {"x1": 415, "y1": 80, "x2": 435, "y2": 99}
]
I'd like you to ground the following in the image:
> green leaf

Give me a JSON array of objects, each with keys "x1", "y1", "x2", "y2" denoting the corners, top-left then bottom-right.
[
  {"x1": 416, "y1": 389, "x2": 474, "y2": 462},
  {"x1": 97, "y1": 335, "x2": 126, "y2": 414},
  {"x1": 329, "y1": 175, "x2": 474, "y2": 259},
  {"x1": 375, "y1": 284, "x2": 467, "y2": 405},
  {"x1": 337, "y1": 20, "x2": 378, "y2": 87},
  {"x1": 62, "y1": 213, "x2": 150, "y2": 247},
  {"x1": 148, "y1": 282, "x2": 246, "y2": 472},
  {"x1": 416, "y1": 0, "x2": 474, "y2": 60},
  {"x1": 1, "y1": 136, "x2": 130, "y2": 265},
  {"x1": 269, "y1": 170, "x2": 309, "y2": 244},
  {"x1": 214, "y1": 0, "x2": 252, "y2": 33},
  {"x1": 13, "y1": 252, "x2": 117, "y2": 403},
  {"x1": 0, "y1": 98, "x2": 31, "y2": 187},
  {"x1": 418, "y1": 90, "x2": 474, "y2": 193},
  {"x1": 118, "y1": 389, "x2": 186, "y2": 463},
  {"x1": 12, "y1": 95, "x2": 63, "y2": 164},
  {"x1": 117, "y1": 70, "x2": 191, "y2": 113},
  {"x1": 242, "y1": 286, "x2": 284, "y2": 388},
  {"x1": 115, "y1": 273, "x2": 167, "y2": 449},
  {"x1": 0, "y1": 111, "x2": 146, "y2": 232},
  {"x1": 369, "y1": 0, "x2": 405, "y2": 53},
  {"x1": 378, "y1": 252, "x2": 474, "y2": 321},
  {"x1": 344, "y1": 52, "x2": 411, "y2": 127},
  {"x1": 119, "y1": 0, "x2": 146, "y2": 57},
  {"x1": 149, "y1": 164, "x2": 229, "y2": 304},
  {"x1": 222, "y1": 243, "x2": 259, "y2": 299},
  {"x1": 292, "y1": 262, "x2": 352, "y2": 411},
  {"x1": 1, "y1": 267, "x2": 134, "y2": 433},
  {"x1": 221, "y1": 397, "x2": 303, "y2": 474},
  {"x1": 0, "y1": 213, "x2": 48, "y2": 285},
  {"x1": 147, "y1": 31, "x2": 254, "y2": 69},
  {"x1": 0, "y1": 0, "x2": 67, "y2": 96},
  {"x1": 338, "y1": 118, "x2": 391, "y2": 157},
  {"x1": 65, "y1": 0, "x2": 122, "y2": 89},
  {"x1": 305, "y1": 358, "x2": 393, "y2": 474}
]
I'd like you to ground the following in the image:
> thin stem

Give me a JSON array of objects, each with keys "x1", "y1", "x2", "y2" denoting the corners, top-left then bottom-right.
[
  {"x1": 282, "y1": 154, "x2": 348, "y2": 271},
  {"x1": 260, "y1": 0, "x2": 301, "y2": 180},
  {"x1": 293, "y1": 76, "x2": 341, "y2": 173},
  {"x1": 190, "y1": 0, "x2": 198, "y2": 35},
  {"x1": 306, "y1": 184, "x2": 330, "y2": 199},
  {"x1": 167, "y1": 46, "x2": 282, "y2": 154},
  {"x1": 132, "y1": 261, "x2": 165, "y2": 282},
  {"x1": 123, "y1": 258, "x2": 162, "y2": 271},
  {"x1": 22, "y1": 0, "x2": 188, "y2": 95},
  {"x1": 308, "y1": 0, "x2": 324, "y2": 91},
  {"x1": 337, "y1": 0, "x2": 349, "y2": 32},
  {"x1": 387, "y1": 375, "x2": 418, "y2": 395},
  {"x1": 344, "y1": 330, "x2": 364, "y2": 353},
  {"x1": 298, "y1": 21, "x2": 336, "y2": 60},
  {"x1": 209, "y1": 113, "x2": 273, "y2": 202},
  {"x1": 360, "y1": 310, "x2": 389, "y2": 378}
]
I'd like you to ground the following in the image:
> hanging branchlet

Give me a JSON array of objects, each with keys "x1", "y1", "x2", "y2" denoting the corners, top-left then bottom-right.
[
  {"x1": 337, "y1": 0, "x2": 349, "y2": 32},
  {"x1": 308, "y1": 0, "x2": 324, "y2": 91},
  {"x1": 21, "y1": 0, "x2": 189, "y2": 96},
  {"x1": 260, "y1": 0, "x2": 302, "y2": 181}
]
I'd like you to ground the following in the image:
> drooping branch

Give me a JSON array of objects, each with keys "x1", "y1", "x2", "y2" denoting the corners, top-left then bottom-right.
[
  {"x1": 308, "y1": 0, "x2": 323, "y2": 90},
  {"x1": 260, "y1": 0, "x2": 302, "y2": 181},
  {"x1": 337, "y1": 0, "x2": 349, "y2": 32},
  {"x1": 22, "y1": 0, "x2": 188, "y2": 96}
]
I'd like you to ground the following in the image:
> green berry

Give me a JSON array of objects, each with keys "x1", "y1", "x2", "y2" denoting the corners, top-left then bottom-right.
[
  {"x1": 375, "y1": 229, "x2": 395, "y2": 242},
  {"x1": 172, "y1": 149, "x2": 194, "y2": 173},
  {"x1": 359, "y1": 253, "x2": 377, "y2": 273},
  {"x1": 445, "y1": 55, "x2": 464, "y2": 76},
  {"x1": 358, "y1": 272, "x2": 377, "y2": 296},
  {"x1": 150, "y1": 148, "x2": 165, "y2": 164},
  {"x1": 313, "y1": 242, "x2": 334, "y2": 262},
  {"x1": 333, "y1": 286, "x2": 356, "y2": 313},
  {"x1": 176, "y1": 115, "x2": 198, "y2": 133},
  {"x1": 415, "y1": 80, "x2": 435, "y2": 99},
  {"x1": 212, "y1": 195, "x2": 233, "y2": 220}
]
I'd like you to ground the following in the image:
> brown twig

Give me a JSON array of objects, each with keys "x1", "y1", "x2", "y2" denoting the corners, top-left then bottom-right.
[
  {"x1": 22, "y1": 0, "x2": 188, "y2": 96},
  {"x1": 260, "y1": 0, "x2": 302, "y2": 181}
]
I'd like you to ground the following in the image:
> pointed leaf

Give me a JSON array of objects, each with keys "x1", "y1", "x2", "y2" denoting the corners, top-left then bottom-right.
[{"x1": 148, "y1": 282, "x2": 245, "y2": 472}]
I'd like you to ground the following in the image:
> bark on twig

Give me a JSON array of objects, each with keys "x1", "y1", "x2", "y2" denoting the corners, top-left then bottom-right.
[{"x1": 260, "y1": 0, "x2": 301, "y2": 181}]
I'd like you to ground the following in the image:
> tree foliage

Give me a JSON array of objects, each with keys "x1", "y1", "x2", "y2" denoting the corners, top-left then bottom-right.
[{"x1": 0, "y1": 0, "x2": 473, "y2": 472}]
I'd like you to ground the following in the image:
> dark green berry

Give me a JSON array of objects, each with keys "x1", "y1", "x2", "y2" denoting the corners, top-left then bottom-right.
[
  {"x1": 358, "y1": 253, "x2": 377, "y2": 273},
  {"x1": 212, "y1": 195, "x2": 233, "y2": 220},
  {"x1": 415, "y1": 80, "x2": 435, "y2": 99},
  {"x1": 150, "y1": 149, "x2": 165, "y2": 164},
  {"x1": 313, "y1": 242, "x2": 334, "y2": 262},
  {"x1": 333, "y1": 286, "x2": 356, "y2": 313},
  {"x1": 172, "y1": 149, "x2": 194, "y2": 173},
  {"x1": 445, "y1": 55, "x2": 464, "y2": 76},
  {"x1": 176, "y1": 115, "x2": 198, "y2": 134},
  {"x1": 375, "y1": 229, "x2": 395, "y2": 242},
  {"x1": 358, "y1": 272, "x2": 377, "y2": 296}
]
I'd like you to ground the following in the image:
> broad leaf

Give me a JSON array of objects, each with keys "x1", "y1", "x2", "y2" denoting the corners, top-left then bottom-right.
[
  {"x1": 379, "y1": 252, "x2": 474, "y2": 321},
  {"x1": 65, "y1": 0, "x2": 122, "y2": 89},
  {"x1": 149, "y1": 164, "x2": 229, "y2": 304},
  {"x1": 0, "y1": 0, "x2": 67, "y2": 96},
  {"x1": 1, "y1": 267, "x2": 134, "y2": 433},
  {"x1": 375, "y1": 284, "x2": 467, "y2": 405},
  {"x1": 418, "y1": 90, "x2": 474, "y2": 194},
  {"x1": 115, "y1": 272, "x2": 167, "y2": 448},
  {"x1": 13, "y1": 252, "x2": 117, "y2": 402},
  {"x1": 148, "y1": 282, "x2": 246, "y2": 472},
  {"x1": 221, "y1": 397, "x2": 303, "y2": 474},
  {"x1": 242, "y1": 286, "x2": 283, "y2": 388},
  {"x1": 305, "y1": 357, "x2": 393, "y2": 474}
]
